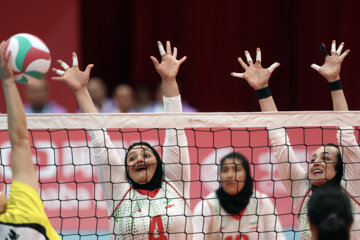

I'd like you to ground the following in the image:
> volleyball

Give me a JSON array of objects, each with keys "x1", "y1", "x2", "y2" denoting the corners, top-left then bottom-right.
[{"x1": 5, "y1": 33, "x2": 51, "y2": 84}]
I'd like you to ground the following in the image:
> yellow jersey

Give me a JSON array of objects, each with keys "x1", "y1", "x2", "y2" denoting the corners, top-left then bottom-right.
[{"x1": 0, "y1": 181, "x2": 60, "y2": 240}]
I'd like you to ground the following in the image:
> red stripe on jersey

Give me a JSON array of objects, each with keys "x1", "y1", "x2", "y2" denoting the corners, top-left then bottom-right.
[
  {"x1": 297, "y1": 188, "x2": 312, "y2": 215},
  {"x1": 108, "y1": 180, "x2": 189, "y2": 219},
  {"x1": 342, "y1": 187, "x2": 360, "y2": 207},
  {"x1": 298, "y1": 186, "x2": 360, "y2": 217},
  {"x1": 136, "y1": 188, "x2": 161, "y2": 198},
  {"x1": 109, "y1": 187, "x2": 133, "y2": 219},
  {"x1": 164, "y1": 180, "x2": 190, "y2": 208},
  {"x1": 230, "y1": 209, "x2": 246, "y2": 220}
]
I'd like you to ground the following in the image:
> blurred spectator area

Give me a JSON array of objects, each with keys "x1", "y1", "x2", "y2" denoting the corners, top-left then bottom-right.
[{"x1": 1, "y1": 0, "x2": 360, "y2": 112}]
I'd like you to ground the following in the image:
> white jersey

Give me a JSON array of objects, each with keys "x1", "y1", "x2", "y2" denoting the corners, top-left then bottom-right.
[
  {"x1": 269, "y1": 127, "x2": 360, "y2": 240},
  {"x1": 192, "y1": 190, "x2": 286, "y2": 240},
  {"x1": 111, "y1": 179, "x2": 190, "y2": 239},
  {"x1": 88, "y1": 96, "x2": 192, "y2": 239}
]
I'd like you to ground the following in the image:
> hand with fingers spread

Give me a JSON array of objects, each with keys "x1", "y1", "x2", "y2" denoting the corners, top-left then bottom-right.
[
  {"x1": 0, "y1": 41, "x2": 13, "y2": 82},
  {"x1": 52, "y1": 52, "x2": 94, "y2": 92},
  {"x1": 311, "y1": 40, "x2": 350, "y2": 82},
  {"x1": 231, "y1": 48, "x2": 280, "y2": 90},
  {"x1": 231, "y1": 48, "x2": 280, "y2": 112},
  {"x1": 150, "y1": 41, "x2": 187, "y2": 82}
]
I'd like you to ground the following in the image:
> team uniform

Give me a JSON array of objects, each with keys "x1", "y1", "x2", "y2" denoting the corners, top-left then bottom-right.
[
  {"x1": 89, "y1": 95, "x2": 192, "y2": 240},
  {"x1": 269, "y1": 126, "x2": 360, "y2": 239},
  {"x1": 192, "y1": 190, "x2": 285, "y2": 240},
  {"x1": 0, "y1": 181, "x2": 60, "y2": 240}
]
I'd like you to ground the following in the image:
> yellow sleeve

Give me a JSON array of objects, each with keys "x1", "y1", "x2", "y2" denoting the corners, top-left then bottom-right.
[{"x1": 0, "y1": 181, "x2": 60, "y2": 240}]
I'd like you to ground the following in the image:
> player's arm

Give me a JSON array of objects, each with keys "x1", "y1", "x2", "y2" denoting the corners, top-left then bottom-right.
[
  {"x1": 150, "y1": 41, "x2": 190, "y2": 194},
  {"x1": 52, "y1": 54, "x2": 126, "y2": 204},
  {"x1": 311, "y1": 42, "x2": 360, "y2": 193},
  {"x1": 0, "y1": 41, "x2": 38, "y2": 191},
  {"x1": 150, "y1": 41, "x2": 188, "y2": 156},
  {"x1": 310, "y1": 40, "x2": 350, "y2": 111},
  {"x1": 52, "y1": 52, "x2": 96, "y2": 113},
  {"x1": 231, "y1": 49, "x2": 308, "y2": 194}
]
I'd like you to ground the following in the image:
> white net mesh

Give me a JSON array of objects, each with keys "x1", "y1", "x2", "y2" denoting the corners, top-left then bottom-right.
[{"x1": 1, "y1": 112, "x2": 359, "y2": 239}]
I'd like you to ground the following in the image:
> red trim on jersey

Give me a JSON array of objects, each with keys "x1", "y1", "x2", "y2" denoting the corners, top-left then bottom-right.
[
  {"x1": 108, "y1": 180, "x2": 190, "y2": 219},
  {"x1": 297, "y1": 188, "x2": 312, "y2": 215},
  {"x1": 163, "y1": 180, "x2": 190, "y2": 208},
  {"x1": 230, "y1": 209, "x2": 246, "y2": 220},
  {"x1": 109, "y1": 187, "x2": 133, "y2": 219},
  {"x1": 297, "y1": 187, "x2": 360, "y2": 217},
  {"x1": 342, "y1": 187, "x2": 360, "y2": 207},
  {"x1": 136, "y1": 188, "x2": 161, "y2": 198}
]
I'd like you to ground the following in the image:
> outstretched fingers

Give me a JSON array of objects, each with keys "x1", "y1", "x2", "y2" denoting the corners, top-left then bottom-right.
[
  {"x1": 267, "y1": 62, "x2": 280, "y2": 73},
  {"x1": 166, "y1": 41, "x2": 172, "y2": 55},
  {"x1": 72, "y1": 52, "x2": 79, "y2": 67},
  {"x1": 310, "y1": 64, "x2": 321, "y2": 71},
  {"x1": 245, "y1": 50, "x2": 253, "y2": 65},
  {"x1": 331, "y1": 40, "x2": 336, "y2": 54},
  {"x1": 339, "y1": 49, "x2": 350, "y2": 61},
  {"x1": 326, "y1": 40, "x2": 347, "y2": 57},
  {"x1": 237, "y1": 57, "x2": 249, "y2": 70},
  {"x1": 150, "y1": 56, "x2": 160, "y2": 67},
  {"x1": 232, "y1": 57, "x2": 247, "y2": 78},
  {"x1": 320, "y1": 43, "x2": 328, "y2": 57},
  {"x1": 84, "y1": 64, "x2": 94, "y2": 75},
  {"x1": 51, "y1": 76, "x2": 66, "y2": 81},
  {"x1": 256, "y1": 48, "x2": 261, "y2": 63},
  {"x1": 231, "y1": 72, "x2": 244, "y2": 78},
  {"x1": 178, "y1": 56, "x2": 187, "y2": 64},
  {"x1": 58, "y1": 60, "x2": 70, "y2": 71},
  {"x1": 336, "y1": 42, "x2": 344, "y2": 55},
  {"x1": 52, "y1": 67, "x2": 65, "y2": 77},
  {"x1": 231, "y1": 49, "x2": 279, "y2": 81},
  {"x1": 157, "y1": 41, "x2": 166, "y2": 56},
  {"x1": 5, "y1": 51, "x2": 11, "y2": 68},
  {"x1": 173, "y1": 47, "x2": 177, "y2": 59},
  {"x1": 154, "y1": 41, "x2": 185, "y2": 64}
]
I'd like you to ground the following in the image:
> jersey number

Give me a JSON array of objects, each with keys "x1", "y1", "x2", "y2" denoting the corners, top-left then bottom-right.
[
  {"x1": 149, "y1": 215, "x2": 167, "y2": 240},
  {"x1": 225, "y1": 235, "x2": 249, "y2": 240}
]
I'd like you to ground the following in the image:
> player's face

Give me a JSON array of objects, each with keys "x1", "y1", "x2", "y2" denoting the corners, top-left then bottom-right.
[
  {"x1": 0, "y1": 191, "x2": 8, "y2": 214},
  {"x1": 220, "y1": 158, "x2": 246, "y2": 195},
  {"x1": 126, "y1": 145, "x2": 158, "y2": 184},
  {"x1": 309, "y1": 146, "x2": 338, "y2": 186}
]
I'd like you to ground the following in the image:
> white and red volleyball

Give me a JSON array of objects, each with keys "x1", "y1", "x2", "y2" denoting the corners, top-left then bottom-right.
[{"x1": 5, "y1": 33, "x2": 51, "y2": 84}]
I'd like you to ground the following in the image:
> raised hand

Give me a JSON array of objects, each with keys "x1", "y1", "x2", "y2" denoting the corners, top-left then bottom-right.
[
  {"x1": 311, "y1": 40, "x2": 350, "y2": 82},
  {"x1": 51, "y1": 52, "x2": 94, "y2": 92},
  {"x1": 0, "y1": 41, "x2": 13, "y2": 82},
  {"x1": 150, "y1": 41, "x2": 187, "y2": 82},
  {"x1": 231, "y1": 48, "x2": 280, "y2": 90}
]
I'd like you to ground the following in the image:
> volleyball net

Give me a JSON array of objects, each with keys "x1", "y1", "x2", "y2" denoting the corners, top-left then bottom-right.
[{"x1": 0, "y1": 112, "x2": 359, "y2": 239}]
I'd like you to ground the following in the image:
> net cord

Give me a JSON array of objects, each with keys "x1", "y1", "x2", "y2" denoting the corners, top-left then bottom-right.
[{"x1": 0, "y1": 111, "x2": 359, "y2": 129}]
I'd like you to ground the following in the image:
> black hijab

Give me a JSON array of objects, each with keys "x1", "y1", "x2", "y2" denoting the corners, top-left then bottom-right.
[{"x1": 216, "y1": 152, "x2": 254, "y2": 215}]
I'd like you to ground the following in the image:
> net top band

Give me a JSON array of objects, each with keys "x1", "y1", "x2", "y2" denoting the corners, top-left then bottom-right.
[{"x1": 0, "y1": 111, "x2": 359, "y2": 129}]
